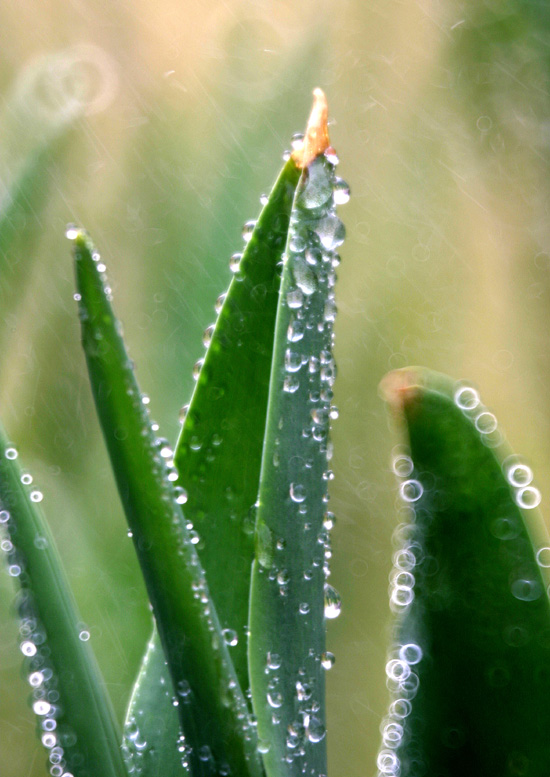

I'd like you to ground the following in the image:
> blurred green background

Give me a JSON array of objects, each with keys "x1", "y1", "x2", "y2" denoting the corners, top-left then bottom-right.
[{"x1": 1, "y1": 1, "x2": 550, "y2": 775}]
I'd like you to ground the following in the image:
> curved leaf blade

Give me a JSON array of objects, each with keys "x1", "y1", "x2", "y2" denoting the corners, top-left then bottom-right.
[
  {"x1": 248, "y1": 92, "x2": 344, "y2": 777},
  {"x1": 379, "y1": 368, "x2": 550, "y2": 777},
  {"x1": 173, "y1": 156, "x2": 301, "y2": 689},
  {"x1": 73, "y1": 231, "x2": 263, "y2": 777},
  {"x1": 122, "y1": 626, "x2": 187, "y2": 777},
  {"x1": 0, "y1": 425, "x2": 128, "y2": 777}
]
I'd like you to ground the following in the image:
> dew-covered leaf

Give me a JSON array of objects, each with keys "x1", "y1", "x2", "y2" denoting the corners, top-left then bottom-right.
[
  {"x1": 379, "y1": 367, "x2": 550, "y2": 777},
  {"x1": 173, "y1": 155, "x2": 301, "y2": 690},
  {"x1": 0, "y1": 426, "x2": 128, "y2": 777},
  {"x1": 122, "y1": 626, "x2": 187, "y2": 777},
  {"x1": 72, "y1": 231, "x2": 263, "y2": 777},
  {"x1": 248, "y1": 91, "x2": 346, "y2": 777}
]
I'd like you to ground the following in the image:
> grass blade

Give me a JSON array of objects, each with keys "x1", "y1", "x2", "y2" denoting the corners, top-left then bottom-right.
[
  {"x1": 72, "y1": 230, "x2": 263, "y2": 777},
  {"x1": 173, "y1": 155, "x2": 301, "y2": 690},
  {"x1": 0, "y1": 426, "x2": 127, "y2": 777},
  {"x1": 379, "y1": 367, "x2": 550, "y2": 777},
  {"x1": 122, "y1": 625, "x2": 187, "y2": 777},
  {"x1": 248, "y1": 91, "x2": 345, "y2": 777}
]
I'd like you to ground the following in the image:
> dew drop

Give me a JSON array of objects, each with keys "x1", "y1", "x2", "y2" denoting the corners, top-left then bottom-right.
[
  {"x1": 515, "y1": 486, "x2": 541, "y2": 509},
  {"x1": 192, "y1": 359, "x2": 204, "y2": 380},
  {"x1": 242, "y1": 220, "x2": 256, "y2": 243},
  {"x1": 65, "y1": 223, "x2": 79, "y2": 240},
  {"x1": 321, "y1": 651, "x2": 335, "y2": 670},
  {"x1": 475, "y1": 411, "x2": 498, "y2": 435},
  {"x1": 287, "y1": 289, "x2": 304, "y2": 309},
  {"x1": 20, "y1": 641, "x2": 37, "y2": 657},
  {"x1": 21, "y1": 473, "x2": 33, "y2": 485},
  {"x1": 79, "y1": 629, "x2": 90, "y2": 642},
  {"x1": 392, "y1": 454, "x2": 413, "y2": 478},
  {"x1": 333, "y1": 178, "x2": 350, "y2": 205},
  {"x1": 285, "y1": 349, "x2": 303, "y2": 373},
  {"x1": 323, "y1": 511, "x2": 336, "y2": 530},
  {"x1": 174, "y1": 487, "x2": 188, "y2": 505},
  {"x1": 324, "y1": 583, "x2": 341, "y2": 619},
  {"x1": 306, "y1": 716, "x2": 326, "y2": 743},
  {"x1": 266, "y1": 652, "x2": 282, "y2": 670},
  {"x1": 30, "y1": 490, "x2": 44, "y2": 503},
  {"x1": 398, "y1": 643, "x2": 423, "y2": 665},
  {"x1": 399, "y1": 479, "x2": 423, "y2": 503},
  {"x1": 267, "y1": 691, "x2": 283, "y2": 708},
  {"x1": 283, "y1": 375, "x2": 300, "y2": 393},
  {"x1": 202, "y1": 324, "x2": 215, "y2": 347},
  {"x1": 290, "y1": 483, "x2": 306, "y2": 503},
  {"x1": 299, "y1": 602, "x2": 310, "y2": 615},
  {"x1": 215, "y1": 293, "x2": 226, "y2": 314},
  {"x1": 454, "y1": 385, "x2": 480, "y2": 411},
  {"x1": 536, "y1": 547, "x2": 550, "y2": 568},
  {"x1": 33, "y1": 700, "x2": 52, "y2": 716},
  {"x1": 221, "y1": 628, "x2": 238, "y2": 646},
  {"x1": 315, "y1": 214, "x2": 345, "y2": 250},
  {"x1": 5, "y1": 447, "x2": 18, "y2": 460},
  {"x1": 230, "y1": 253, "x2": 243, "y2": 273}
]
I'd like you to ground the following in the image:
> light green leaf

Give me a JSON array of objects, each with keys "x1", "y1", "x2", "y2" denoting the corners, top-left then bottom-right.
[{"x1": 0, "y1": 425, "x2": 128, "y2": 777}]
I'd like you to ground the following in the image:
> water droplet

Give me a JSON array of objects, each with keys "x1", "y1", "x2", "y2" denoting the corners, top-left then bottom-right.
[
  {"x1": 315, "y1": 214, "x2": 345, "y2": 250},
  {"x1": 323, "y1": 511, "x2": 336, "y2": 530},
  {"x1": 389, "y1": 698, "x2": 412, "y2": 719},
  {"x1": 324, "y1": 583, "x2": 341, "y2": 619},
  {"x1": 293, "y1": 262, "x2": 317, "y2": 295},
  {"x1": 511, "y1": 571, "x2": 543, "y2": 601},
  {"x1": 283, "y1": 375, "x2": 300, "y2": 393},
  {"x1": 289, "y1": 233, "x2": 307, "y2": 253},
  {"x1": 78, "y1": 629, "x2": 90, "y2": 642},
  {"x1": 230, "y1": 253, "x2": 243, "y2": 273},
  {"x1": 267, "y1": 691, "x2": 283, "y2": 708},
  {"x1": 242, "y1": 220, "x2": 256, "y2": 243},
  {"x1": 203, "y1": 324, "x2": 215, "y2": 347},
  {"x1": 215, "y1": 293, "x2": 226, "y2": 314},
  {"x1": 291, "y1": 132, "x2": 304, "y2": 150},
  {"x1": 398, "y1": 643, "x2": 423, "y2": 665},
  {"x1": 392, "y1": 454, "x2": 413, "y2": 478},
  {"x1": 33, "y1": 700, "x2": 52, "y2": 716},
  {"x1": 179, "y1": 404, "x2": 189, "y2": 424},
  {"x1": 536, "y1": 547, "x2": 550, "y2": 568},
  {"x1": 287, "y1": 289, "x2": 304, "y2": 309},
  {"x1": 177, "y1": 679, "x2": 191, "y2": 698},
  {"x1": 20, "y1": 641, "x2": 37, "y2": 657},
  {"x1": 287, "y1": 318, "x2": 305, "y2": 343},
  {"x1": 285, "y1": 349, "x2": 303, "y2": 373},
  {"x1": 386, "y1": 659, "x2": 411, "y2": 682},
  {"x1": 299, "y1": 602, "x2": 310, "y2": 615},
  {"x1": 475, "y1": 411, "x2": 498, "y2": 435},
  {"x1": 65, "y1": 223, "x2": 79, "y2": 240},
  {"x1": 30, "y1": 490, "x2": 44, "y2": 503},
  {"x1": 306, "y1": 716, "x2": 326, "y2": 743},
  {"x1": 21, "y1": 473, "x2": 33, "y2": 485},
  {"x1": 174, "y1": 487, "x2": 188, "y2": 505},
  {"x1": 290, "y1": 483, "x2": 306, "y2": 503},
  {"x1": 257, "y1": 740, "x2": 271, "y2": 754},
  {"x1": 277, "y1": 569, "x2": 290, "y2": 586},
  {"x1": 5, "y1": 447, "x2": 18, "y2": 460},
  {"x1": 454, "y1": 385, "x2": 480, "y2": 411},
  {"x1": 266, "y1": 652, "x2": 282, "y2": 670},
  {"x1": 506, "y1": 462, "x2": 533, "y2": 487},
  {"x1": 299, "y1": 160, "x2": 333, "y2": 209},
  {"x1": 221, "y1": 628, "x2": 238, "y2": 647},
  {"x1": 321, "y1": 651, "x2": 335, "y2": 670},
  {"x1": 399, "y1": 479, "x2": 423, "y2": 503},
  {"x1": 260, "y1": 194, "x2": 269, "y2": 206},
  {"x1": 333, "y1": 178, "x2": 350, "y2": 205},
  {"x1": 193, "y1": 359, "x2": 204, "y2": 380},
  {"x1": 28, "y1": 671, "x2": 44, "y2": 687},
  {"x1": 325, "y1": 146, "x2": 339, "y2": 165},
  {"x1": 515, "y1": 486, "x2": 541, "y2": 509},
  {"x1": 34, "y1": 536, "x2": 48, "y2": 550}
]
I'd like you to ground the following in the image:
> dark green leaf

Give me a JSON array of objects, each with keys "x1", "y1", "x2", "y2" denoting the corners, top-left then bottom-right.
[
  {"x1": 380, "y1": 367, "x2": 550, "y2": 777},
  {"x1": 73, "y1": 231, "x2": 263, "y2": 777}
]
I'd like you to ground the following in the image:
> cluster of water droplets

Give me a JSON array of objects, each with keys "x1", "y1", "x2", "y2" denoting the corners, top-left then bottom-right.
[
  {"x1": 374, "y1": 447, "x2": 427, "y2": 777},
  {"x1": 0, "y1": 446, "x2": 80, "y2": 777}
]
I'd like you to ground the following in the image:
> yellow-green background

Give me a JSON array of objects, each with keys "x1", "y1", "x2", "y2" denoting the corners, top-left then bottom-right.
[{"x1": 1, "y1": 1, "x2": 549, "y2": 775}]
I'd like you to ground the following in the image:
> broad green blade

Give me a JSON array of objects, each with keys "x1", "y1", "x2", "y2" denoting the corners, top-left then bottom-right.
[
  {"x1": 122, "y1": 625, "x2": 187, "y2": 777},
  {"x1": 0, "y1": 426, "x2": 127, "y2": 777},
  {"x1": 73, "y1": 230, "x2": 263, "y2": 777},
  {"x1": 379, "y1": 367, "x2": 550, "y2": 777},
  {"x1": 248, "y1": 144, "x2": 345, "y2": 774},
  {"x1": 126, "y1": 155, "x2": 302, "y2": 768},
  {"x1": 173, "y1": 156, "x2": 301, "y2": 688}
]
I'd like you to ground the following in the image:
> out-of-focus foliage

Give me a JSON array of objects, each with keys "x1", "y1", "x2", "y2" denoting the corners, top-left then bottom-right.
[{"x1": 1, "y1": 3, "x2": 549, "y2": 777}]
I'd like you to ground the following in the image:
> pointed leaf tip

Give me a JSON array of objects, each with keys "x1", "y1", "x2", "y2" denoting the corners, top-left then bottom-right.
[
  {"x1": 292, "y1": 87, "x2": 331, "y2": 169},
  {"x1": 379, "y1": 368, "x2": 423, "y2": 412}
]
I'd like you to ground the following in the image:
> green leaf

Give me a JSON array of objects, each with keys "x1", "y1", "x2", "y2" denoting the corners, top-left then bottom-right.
[
  {"x1": 173, "y1": 155, "x2": 301, "y2": 689},
  {"x1": 0, "y1": 425, "x2": 127, "y2": 777},
  {"x1": 73, "y1": 230, "x2": 263, "y2": 777},
  {"x1": 125, "y1": 154, "x2": 302, "y2": 771},
  {"x1": 379, "y1": 367, "x2": 550, "y2": 777},
  {"x1": 122, "y1": 625, "x2": 187, "y2": 777},
  {"x1": 248, "y1": 140, "x2": 345, "y2": 774}
]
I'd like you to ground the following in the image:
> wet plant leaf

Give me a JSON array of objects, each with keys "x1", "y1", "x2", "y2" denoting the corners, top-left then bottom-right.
[
  {"x1": 248, "y1": 91, "x2": 345, "y2": 777},
  {"x1": 0, "y1": 426, "x2": 128, "y2": 777},
  {"x1": 72, "y1": 230, "x2": 263, "y2": 777},
  {"x1": 379, "y1": 367, "x2": 550, "y2": 777},
  {"x1": 122, "y1": 625, "x2": 187, "y2": 777}
]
